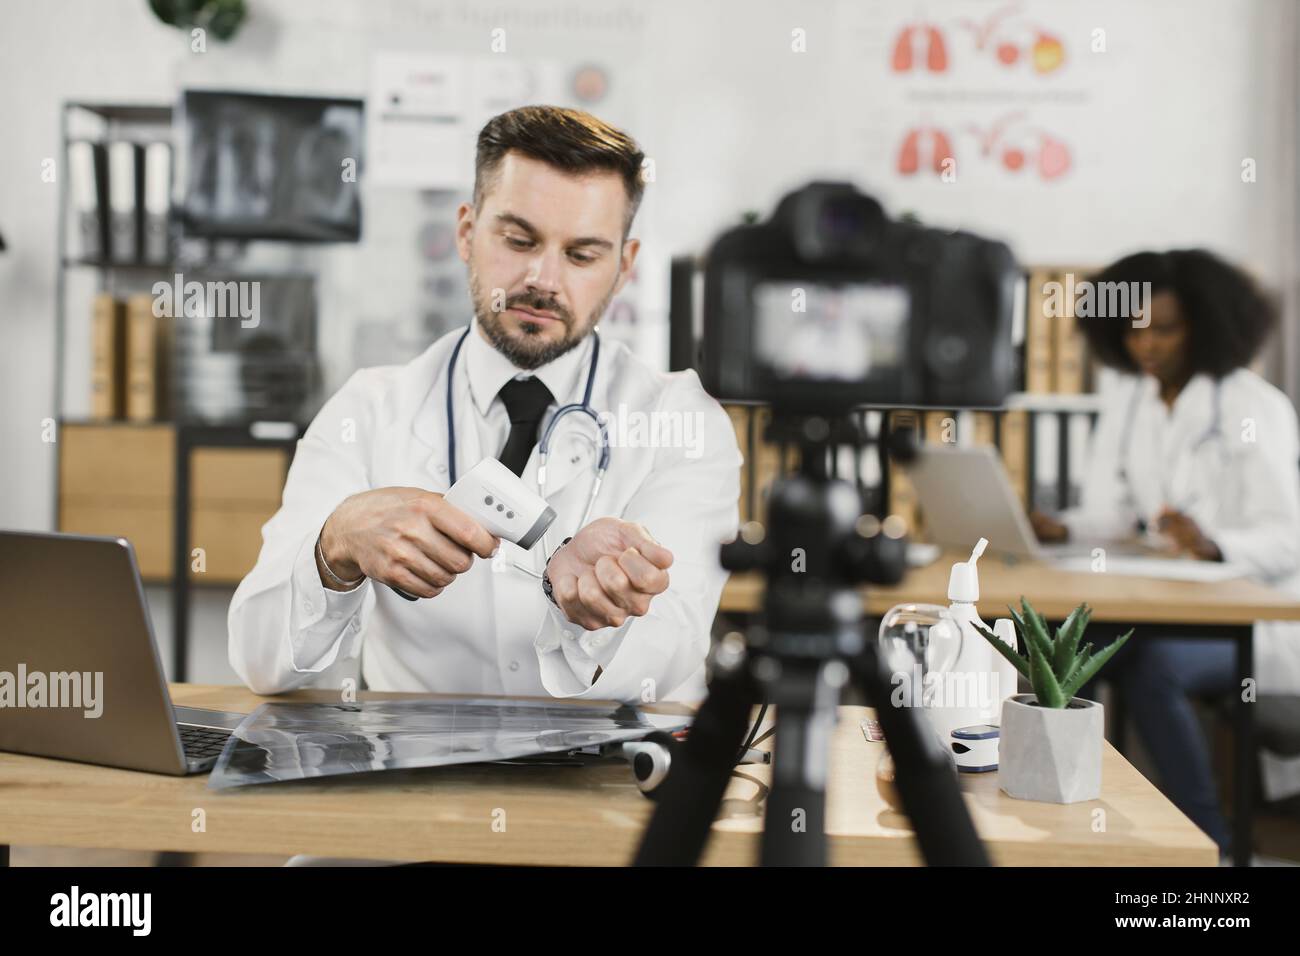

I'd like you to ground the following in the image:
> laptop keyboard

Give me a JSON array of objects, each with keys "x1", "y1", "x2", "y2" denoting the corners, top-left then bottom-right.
[{"x1": 179, "y1": 725, "x2": 233, "y2": 760}]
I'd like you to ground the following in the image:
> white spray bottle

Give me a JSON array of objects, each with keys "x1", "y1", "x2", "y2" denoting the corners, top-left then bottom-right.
[{"x1": 926, "y1": 538, "x2": 1001, "y2": 745}]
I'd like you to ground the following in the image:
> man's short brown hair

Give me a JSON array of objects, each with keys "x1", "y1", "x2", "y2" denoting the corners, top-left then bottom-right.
[{"x1": 473, "y1": 105, "x2": 646, "y2": 237}]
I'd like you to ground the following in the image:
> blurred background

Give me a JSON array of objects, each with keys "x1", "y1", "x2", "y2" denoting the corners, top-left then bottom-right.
[{"x1": 1, "y1": 0, "x2": 1298, "y2": 861}]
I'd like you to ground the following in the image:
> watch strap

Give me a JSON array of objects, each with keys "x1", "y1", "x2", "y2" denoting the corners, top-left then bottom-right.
[{"x1": 541, "y1": 536, "x2": 574, "y2": 607}]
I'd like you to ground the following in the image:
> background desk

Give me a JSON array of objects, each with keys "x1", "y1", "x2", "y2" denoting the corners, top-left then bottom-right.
[
  {"x1": 0, "y1": 684, "x2": 1215, "y2": 866},
  {"x1": 721, "y1": 551, "x2": 1300, "y2": 624},
  {"x1": 722, "y1": 552, "x2": 1300, "y2": 866}
]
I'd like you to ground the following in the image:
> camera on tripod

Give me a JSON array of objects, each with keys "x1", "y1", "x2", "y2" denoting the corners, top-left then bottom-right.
[
  {"x1": 639, "y1": 183, "x2": 1018, "y2": 866},
  {"x1": 696, "y1": 180, "x2": 1019, "y2": 414}
]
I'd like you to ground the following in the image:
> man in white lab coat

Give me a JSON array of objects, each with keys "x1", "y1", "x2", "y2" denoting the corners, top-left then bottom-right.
[{"x1": 229, "y1": 106, "x2": 741, "y2": 704}]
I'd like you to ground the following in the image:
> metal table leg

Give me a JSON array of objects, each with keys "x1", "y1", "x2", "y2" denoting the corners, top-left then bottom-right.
[
  {"x1": 1232, "y1": 624, "x2": 1254, "y2": 867},
  {"x1": 172, "y1": 427, "x2": 191, "y2": 683},
  {"x1": 1110, "y1": 681, "x2": 1127, "y2": 754}
]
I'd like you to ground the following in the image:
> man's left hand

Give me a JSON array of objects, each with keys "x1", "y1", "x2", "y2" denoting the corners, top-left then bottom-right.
[{"x1": 545, "y1": 517, "x2": 673, "y2": 631}]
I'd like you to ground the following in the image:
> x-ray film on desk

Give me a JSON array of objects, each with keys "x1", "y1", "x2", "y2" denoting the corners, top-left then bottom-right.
[{"x1": 206, "y1": 697, "x2": 690, "y2": 789}]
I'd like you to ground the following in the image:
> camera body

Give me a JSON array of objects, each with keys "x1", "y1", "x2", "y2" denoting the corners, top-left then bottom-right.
[{"x1": 698, "y1": 182, "x2": 1019, "y2": 414}]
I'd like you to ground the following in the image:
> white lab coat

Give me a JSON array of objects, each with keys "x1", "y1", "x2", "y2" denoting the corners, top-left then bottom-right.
[
  {"x1": 228, "y1": 319, "x2": 742, "y2": 703},
  {"x1": 1062, "y1": 368, "x2": 1300, "y2": 695}
]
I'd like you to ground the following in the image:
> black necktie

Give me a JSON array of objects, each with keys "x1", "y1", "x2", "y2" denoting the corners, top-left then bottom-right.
[{"x1": 496, "y1": 377, "x2": 554, "y2": 477}]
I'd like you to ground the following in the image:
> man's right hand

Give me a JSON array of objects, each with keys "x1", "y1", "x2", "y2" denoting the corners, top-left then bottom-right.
[{"x1": 317, "y1": 487, "x2": 499, "y2": 597}]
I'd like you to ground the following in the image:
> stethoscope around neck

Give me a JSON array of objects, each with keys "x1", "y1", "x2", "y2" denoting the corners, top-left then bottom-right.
[
  {"x1": 1116, "y1": 375, "x2": 1225, "y2": 521},
  {"x1": 445, "y1": 324, "x2": 611, "y2": 577}
]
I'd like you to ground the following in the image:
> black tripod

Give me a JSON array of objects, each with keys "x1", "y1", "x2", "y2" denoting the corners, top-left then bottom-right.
[{"x1": 633, "y1": 413, "x2": 989, "y2": 866}]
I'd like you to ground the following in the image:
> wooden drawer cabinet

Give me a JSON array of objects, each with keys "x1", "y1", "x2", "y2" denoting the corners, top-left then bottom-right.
[
  {"x1": 190, "y1": 506, "x2": 278, "y2": 582},
  {"x1": 192, "y1": 448, "x2": 288, "y2": 506},
  {"x1": 58, "y1": 424, "x2": 288, "y2": 584},
  {"x1": 58, "y1": 501, "x2": 173, "y2": 579},
  {"x1": 60, "y1": 423, "x2": 174, "y2": 499}
]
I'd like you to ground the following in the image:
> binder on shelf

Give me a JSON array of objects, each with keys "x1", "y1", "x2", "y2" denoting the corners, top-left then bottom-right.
[
  {"x1": 1031, "y1": 411, "x2": 1060, "y2": 511},
  {"x1": 67, "y1": 140, "x2": 106, "y2": 261},
  {"x1": 968, "y1": 410, "x2": 996, "y2": 447},
  {"x1": 861, "y1": 409, "x2": 884, "y2": 497},
  {"x1": 106, "y1": 141, "x2": 141, "y2": 263},
  {"x1": 142, "y1": 141, "x2": 172, "y2": 264},
  {"x1": 841, "y1": 409, "x2": 885, "y2": 516},
  {"x1": 90, "y1": 293, "x2": 127, "y2": 420},
  {"x1": 999, "y1": 409, "x2": 1030, "y2": 506},
  {"x1": 886, "y1": 410, "x2": 922, "y2": 537},
  {"x1": 922, "y1": 409, "x2": 954, "y2": 446},
  {"x1": 751, "y1": 405, "x2": 796, "y2": 523},
  {"x1": 835, "y1": 443, "x2": 863, "y2": 496},
  {"x1": 125, "y1": 293, "x2": 171, "y2": 422},
  {"x1": 1024, "y1": 268, "x2": 1056, "y2": 392},
  {"x1": 1054, "y1": 269, "x2": 1089, "y2": 394},
  {"x1": 1065, "y1": 412, "x2": 1089, "y2": 509},
  {"x1": 722, "y1": 404, "x2": 752, "y2": 523}
]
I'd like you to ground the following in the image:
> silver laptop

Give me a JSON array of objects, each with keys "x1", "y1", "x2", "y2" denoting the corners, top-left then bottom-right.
[
  {"x1": 903, "y1": 445, "x2": 1147, "y2": 562},
  {"x1": 0, "y1": 530, "x2": 247, "y2": 774}
]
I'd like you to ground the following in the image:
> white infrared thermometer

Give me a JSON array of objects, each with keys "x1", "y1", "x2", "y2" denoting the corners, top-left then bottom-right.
[
  {"x1": 388, "y1": 458, "x2": 556, "y2": 601},
  {"x1": 444, "y1": 457, "x2": 557, "y2": 550}
]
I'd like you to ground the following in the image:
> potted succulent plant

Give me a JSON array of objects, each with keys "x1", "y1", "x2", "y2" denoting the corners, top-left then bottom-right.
[{"x1": 975, "y1": 599, "x2": 1131, "y2": 804}]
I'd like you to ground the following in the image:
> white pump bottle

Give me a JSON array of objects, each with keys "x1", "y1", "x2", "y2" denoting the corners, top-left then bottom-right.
[{"x1": 924, "y1": 538, "x2": 1018, "y2": 744}]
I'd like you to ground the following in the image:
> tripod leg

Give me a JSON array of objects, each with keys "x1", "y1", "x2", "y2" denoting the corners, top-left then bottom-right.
[
  {"x1": 760, "y1": 660, "x2": 838, "y2": 866},
  {"x1": 632, "y1": 659, "x2": 754, "y2": 866},
  {"x1": 852, "y1": 644, "x2": 990, "y2": 866}
]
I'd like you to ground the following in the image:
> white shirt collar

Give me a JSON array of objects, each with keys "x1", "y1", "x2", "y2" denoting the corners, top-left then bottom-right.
[{"x1": 464, "y1": 315, "x2": 594, "y2": 417}]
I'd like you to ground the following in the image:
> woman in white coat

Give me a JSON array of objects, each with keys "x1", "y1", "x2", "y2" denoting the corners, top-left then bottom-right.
[{"x1": 1031, "y1": 249, "x2": 1300, "y2": 854}]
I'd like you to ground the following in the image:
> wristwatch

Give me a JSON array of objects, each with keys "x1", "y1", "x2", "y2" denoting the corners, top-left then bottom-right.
[{"x1": 541, "y1": 537, "x2": 573, "y2": 607}]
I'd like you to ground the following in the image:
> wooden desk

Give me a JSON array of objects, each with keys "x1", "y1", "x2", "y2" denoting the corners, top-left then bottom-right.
[
  {"x1": 0, "y1": 684, "x2": 1214, "y2": 866},
  {"x1": 720, "y1": 552, "x2": 1300, "y2": 866}
]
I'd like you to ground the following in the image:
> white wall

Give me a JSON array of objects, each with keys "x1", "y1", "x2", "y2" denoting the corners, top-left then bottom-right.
[{"x1": 1, "y1": 0, "x2": 1296, "y2": 676}]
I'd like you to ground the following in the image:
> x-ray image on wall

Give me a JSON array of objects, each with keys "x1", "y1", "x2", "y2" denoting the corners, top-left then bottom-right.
[{"x1": 180, "y1": 90, "x2": 364, "y2": 242}]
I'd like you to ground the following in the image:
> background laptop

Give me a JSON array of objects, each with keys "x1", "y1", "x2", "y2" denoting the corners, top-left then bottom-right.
[
  {"x1": 0, "y1": 530, "x2": 247, "y2": 774},
  {"x1": 903, "y1": 445, "x2": 1247, "y2": 582},
  {"x1": 904, "y1": 445, "x2": 1058, "y2": 561},
  {"x1": 905, "y1": 443, "x2": 1173, "y2": 564}
]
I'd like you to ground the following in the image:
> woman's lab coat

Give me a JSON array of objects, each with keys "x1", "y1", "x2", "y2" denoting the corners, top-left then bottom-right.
[
  {"x1": 1063, "y1": 367, "x2": 1300, "y2": 694},
  {"x1": 227, "y1": 323, "x2": 742, "y2": 704}
]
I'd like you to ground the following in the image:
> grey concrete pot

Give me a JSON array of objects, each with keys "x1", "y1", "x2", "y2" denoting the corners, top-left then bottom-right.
[{"x1": 999, "y1": 693, "x2": 1103, "y2": 804}]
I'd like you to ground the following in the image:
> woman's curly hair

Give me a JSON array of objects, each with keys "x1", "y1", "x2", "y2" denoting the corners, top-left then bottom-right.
[{"x1": 1076, "y1": 249, "x2": 1276, "y2": 378}]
